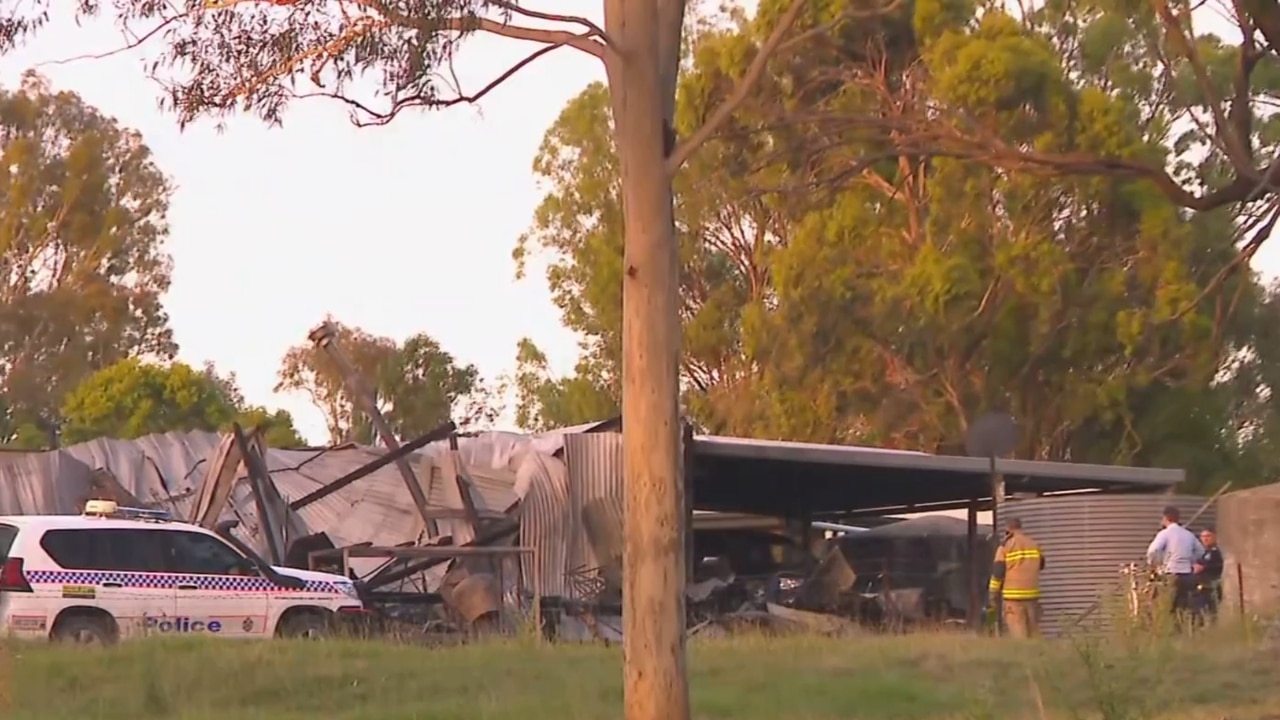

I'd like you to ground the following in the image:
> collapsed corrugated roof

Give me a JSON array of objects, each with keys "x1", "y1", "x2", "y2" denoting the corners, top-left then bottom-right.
[{"x1": 0, "y1": 429, "x2": 578, "y2": 590}]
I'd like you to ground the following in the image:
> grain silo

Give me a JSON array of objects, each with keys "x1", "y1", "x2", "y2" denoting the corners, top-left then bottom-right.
[
  {"x1": 995, "y1": 494, "x2": 1217, "y2": 636},
  {"x1": 1218, "y1": 483, "x2": 1280, "y2": 619}
]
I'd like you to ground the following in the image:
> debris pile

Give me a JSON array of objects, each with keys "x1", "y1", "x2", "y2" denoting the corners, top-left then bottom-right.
[
  {"x1": 0, "y1": 323, "x2": 994, "y2": 640},
  {"x1": 0, "y1": 422, "x2": 992, "y2": 639}
]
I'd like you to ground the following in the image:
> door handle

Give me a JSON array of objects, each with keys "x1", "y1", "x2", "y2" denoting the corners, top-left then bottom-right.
[
  {"x1": 101, "y1": 582, "x2": 123, "y2": 588},
  {"x1": 177, "y1": 584, "x2": 199, "y2": 591}
]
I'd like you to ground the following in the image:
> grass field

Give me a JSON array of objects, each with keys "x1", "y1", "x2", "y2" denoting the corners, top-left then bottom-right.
[{"x1": 1, "y1": 624, "x2": 1277, "y2": 720}]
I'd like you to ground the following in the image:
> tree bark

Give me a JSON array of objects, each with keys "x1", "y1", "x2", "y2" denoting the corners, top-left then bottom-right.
[{"x1": 603, "y1": 0, "x2": 690, "y2": 719}]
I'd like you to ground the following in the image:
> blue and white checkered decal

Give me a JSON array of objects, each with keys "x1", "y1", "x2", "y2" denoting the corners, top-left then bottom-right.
[{"x1": 26, "y1": 570, "x2": 341, "y2": 594}]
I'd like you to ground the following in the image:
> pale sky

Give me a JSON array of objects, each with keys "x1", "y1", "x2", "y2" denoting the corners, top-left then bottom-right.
[
  {"x1": 2, "y1": 10, "x2": 606, "y2": 443},
  {"x1": 3, "y1": 5, "x2": 1277, "y2": 445}
]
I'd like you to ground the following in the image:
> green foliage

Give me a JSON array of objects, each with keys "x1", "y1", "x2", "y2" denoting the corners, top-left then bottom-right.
[
  {"x1": 61, "y1": 359, "x2": 235, "y2": 444},
  {"x1": 275, "y1": 320, "x2": 495, "y2": 445},
  {"x1": 57, "y1": 359, "x2": 304, "y2": 448},
  {"x1": 0, "y1": 396, "x2": 52, "y2": 449},
  {"x1": 384, "y1": 333, "x2": 495, "y2": 437},
  {"x1": 509, "y1": 338, "x2": 618, "y2": 432},
  {"x1": 516, "y1": 0, "x2": 1280, "y2": 490},
  {"x1": 0, "y1": 72, "x2": 176, "y2": 438},
  {"x1": 231, "y1": 406, "x2": 307, "y2": 449}
]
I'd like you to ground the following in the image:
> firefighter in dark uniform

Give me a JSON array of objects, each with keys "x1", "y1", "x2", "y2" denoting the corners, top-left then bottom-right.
[{"x1": 1193, "y1": 527, "x2": 1224, "y2": 621}]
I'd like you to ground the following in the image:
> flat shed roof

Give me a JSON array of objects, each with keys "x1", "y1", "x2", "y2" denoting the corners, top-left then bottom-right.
[{"x1": 689, "y1": 435, "x2": 1184, "y2": 517}]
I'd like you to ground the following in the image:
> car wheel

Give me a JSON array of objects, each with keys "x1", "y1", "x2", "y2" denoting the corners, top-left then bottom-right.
[
  {"x1": 279, "y1": 611, "x2": 329, "y2": 640},
  {"x1": 51, "y1": 614, "x2": 115, "y2": 645}
]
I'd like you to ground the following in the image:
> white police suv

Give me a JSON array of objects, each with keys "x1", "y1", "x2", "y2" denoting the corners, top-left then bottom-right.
[{"x1": 0, "y1": 500, "x2": 365, "y2": 644}]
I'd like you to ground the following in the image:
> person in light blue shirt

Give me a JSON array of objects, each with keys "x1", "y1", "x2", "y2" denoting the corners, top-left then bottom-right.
[{"x1": 1145, "y1": 506, "x2": 1205, "y2": 619}]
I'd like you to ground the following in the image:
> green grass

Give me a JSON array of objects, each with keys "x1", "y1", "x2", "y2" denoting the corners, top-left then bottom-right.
[{"x1": 1, "y1": 626, "x2": 1276, "y2": 720}]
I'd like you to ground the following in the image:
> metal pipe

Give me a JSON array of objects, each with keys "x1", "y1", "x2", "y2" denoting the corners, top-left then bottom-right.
[
  {"x1": 309, "y1": 321, "x2": 436, "y2": 534},
  {"x1": 967, "y1": 498, "x2": 978, "y2": 629}
]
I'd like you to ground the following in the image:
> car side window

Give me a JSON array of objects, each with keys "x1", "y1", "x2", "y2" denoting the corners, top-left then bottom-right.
[
  {"x1": 40, "y1": 529, "x2": 168, "y2": 573},
  {"x1": 99, "y1": 530, "x2": 170, "y2": 572},
  {"x1": 167, "y1": 531, "x2": 248, "y2": 575}
]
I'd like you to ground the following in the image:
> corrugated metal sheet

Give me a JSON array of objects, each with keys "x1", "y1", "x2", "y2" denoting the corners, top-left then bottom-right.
[
  {"x1": 0, "y1": 449, "x2": 36, "y2": 469},
  {"x1": 420, "y1": 454, "x2": 521, "y2": 546},
  {"x1": 1219, "y1": 483, "x2": 1280, "y2": 618},
  {"x1": 0, "y1": 429, "x2": 575, "y2": 594},
  {"x1": 516, "y1": 451, "x2": 572, "y2": 597},
  {"x1": 997, "y1": 494, "x2": 1217, "y2": 636},
  {"x1": 250, "y1": 447, "x2": 418, "y2": 547},
  {"x1": 565, "y1": 433, "x2": 623, "y2": 599},
  {"x1": 0, "y1": 450, "x2": 95, "y2": 513},
  {"x1": 60, "y1": 431, "x2": 221, "y2": 517}
]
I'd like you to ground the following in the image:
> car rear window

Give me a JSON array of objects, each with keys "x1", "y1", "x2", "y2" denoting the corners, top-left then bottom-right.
[{"x1": 0, "y1": 524, "x2": 17, "y2": 558}]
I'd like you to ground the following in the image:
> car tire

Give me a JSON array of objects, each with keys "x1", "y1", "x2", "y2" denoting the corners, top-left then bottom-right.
[
  {"x1": 51, "y1": 614, "x2": 115, "y2": 645},
  {"x1": 279, "y1": 611, "x2": 329, "y2": 640}
]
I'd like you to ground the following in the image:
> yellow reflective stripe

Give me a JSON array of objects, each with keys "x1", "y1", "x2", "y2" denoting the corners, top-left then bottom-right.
[
  {"x1": 1002, "y1": 588, "x2": 1040, "y2": 599},
  {"x1": 1005, "y1": 549, "x2": 1042, "y2": 562},
  {"x1": 988, "y1": 579, "x2": 1003, "y2": 591}
]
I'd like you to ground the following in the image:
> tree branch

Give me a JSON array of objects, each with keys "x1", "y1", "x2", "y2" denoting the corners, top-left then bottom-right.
[
  {"x1": 353, "y1": 0, "x2": 606, "y2": 57},
  {"x1": 449, "y1": 15, "x2": 605, "y2": 57},
  {"x1": 33, "y1": 11, "x2": 193, "y2": 68},
  {"x1": 490, "y1": 0, "x2": 615, "y2": 48},
  {"x1": 1152, "y1": 0, "x2": 1252, "y2": 170},
  {"x1": 217, "y1": 0, "x2": 606, "y2": 115},
  {"x1": 45, "y1": 0, "x2": 606, "y2": 107},
  {"x1": 665, "y1": 0, "x2": 807, "y2": 175},
  {"x1": 734, "y1": 23, "x2": 1280, "y2": 214},
  {"x1": 665, "y1": 0, "x2": 902, "y2": 175},
  {"x1": 294, "y1": 38, "x2": 571, "y2": 125},
  {"x1": 1169, "y1": 197, "x2": 1280, "y2": 322}
]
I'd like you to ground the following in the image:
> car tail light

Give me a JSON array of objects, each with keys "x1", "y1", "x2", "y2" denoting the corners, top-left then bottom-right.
[{"x1": 0, "y1": 557, "x2": 33, "y2": 593}]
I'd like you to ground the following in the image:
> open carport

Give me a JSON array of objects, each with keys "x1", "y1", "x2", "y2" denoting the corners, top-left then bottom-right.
[
  {"x1": 689, "y1": 435, "x2": 1183, "y2": 518},
  {"x1": 686, "y1": 434, "x2": 1185, "y2": 626}
]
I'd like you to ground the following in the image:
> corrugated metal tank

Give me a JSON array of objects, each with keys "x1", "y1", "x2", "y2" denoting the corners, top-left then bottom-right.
[
  {"x1": 996, "y1": 494, "x2": 1216, "y2": 636},
  {"x1": 1218, "y1": 483, "x2": 1280, "y2": 619}
]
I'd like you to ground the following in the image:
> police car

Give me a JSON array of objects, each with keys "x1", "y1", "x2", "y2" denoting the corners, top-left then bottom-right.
[{"x1": 0, "y1": 500, "x2": 364, "y2": 643}]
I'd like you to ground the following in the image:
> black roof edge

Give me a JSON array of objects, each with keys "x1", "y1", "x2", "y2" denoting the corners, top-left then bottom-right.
[{"x1": 691, "y1": 434, "x2": 1184, "y2": 489}]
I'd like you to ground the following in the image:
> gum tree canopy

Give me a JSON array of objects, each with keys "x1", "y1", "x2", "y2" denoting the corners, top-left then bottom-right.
[
  {"x1": 275, "y1": 319, "x2": 494, "y2": 444},
  {"x1": 747, "y1": 0, "x2": 1280, "y2": 225},
  {"x1": 0, "y1": 72, "x2": 176, "y2": 446},
  {"x1": 1, "y1": 0, "x2": 886, "y2": 717},
  {"x1": 515, "y1": 0, "x2": 1280, "y2": 491}
]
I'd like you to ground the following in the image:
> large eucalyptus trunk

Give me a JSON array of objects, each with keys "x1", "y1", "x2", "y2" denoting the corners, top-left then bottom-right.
[{"x1": 602, "y1": 0, "x2": 690, "y2": 719}]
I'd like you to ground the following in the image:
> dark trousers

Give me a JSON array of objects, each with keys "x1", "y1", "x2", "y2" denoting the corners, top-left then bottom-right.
[
  {"x1": 1194, "y1": 580, "x2": 1222, "y2": 620},
  {"x1": 1170, "y1": 573, "x2": 1197, "y2": 615}
]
